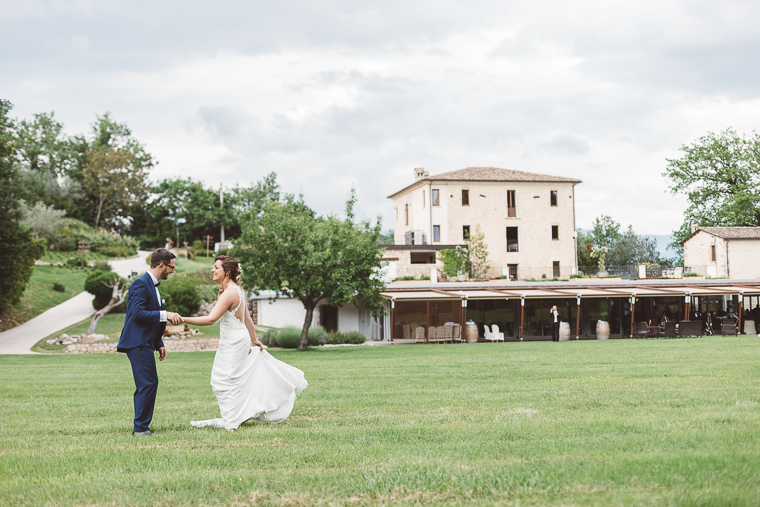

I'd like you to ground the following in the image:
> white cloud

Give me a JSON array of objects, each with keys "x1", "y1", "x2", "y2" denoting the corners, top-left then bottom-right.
[{"x1": 2, "y1": 0, "x2": 760, "y2": 235}]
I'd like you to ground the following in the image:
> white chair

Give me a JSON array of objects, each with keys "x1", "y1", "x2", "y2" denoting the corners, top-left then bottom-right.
[
  {"x1": 443, "y1": 325, "x2": 453, "y2": 344},
  {"x1": 484, "y1": 325, "x2": 493, "y2": 342},
  {"x1": 415, "y1": 326, "x2": 426, "y2": 344},
  {"x1": 491, "y1": 324, "x2": 505, "y2": 342},
  {"x1": 452, "y1": 324, "x2": 461, "y2": 343},
  {"x1": 428, "y1": 326, "x2": 436, "y2": 344}
]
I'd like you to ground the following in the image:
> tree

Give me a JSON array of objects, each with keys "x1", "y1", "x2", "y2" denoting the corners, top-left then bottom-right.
[
  {"x1": 237, "y1": 190, "x2": 385, "y2": 351},
  {"x1": 19, "y1": 201, "x2": 69, "y2": 249},
  {"x1": 664, "y1": 128, "x2": 760, "y2": 259},
  {"x1": 0, "y1": 100, "x2": 46, "y2": 314},
  {"x1": 467, "y1": 225, "x2": 490, "y2": 279},
  {"x1": 78, "y1": 113, "x2": 153, "y2": 229},
  {"x1": 607, "y1": 226, "x2": 662, "y2": 266},
  {"x1": 576, "y1": 229, "x2": 594, "y2": 267},
  {"x1": 589, "y1": 215, "x2": 622, "y2": 249}
]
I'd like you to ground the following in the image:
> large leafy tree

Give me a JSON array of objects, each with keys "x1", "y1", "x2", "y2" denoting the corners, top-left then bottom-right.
[
  {"x1": 80, "y1": 113, "x2": 153, "y2": 229},
  {"x1": 580, "y1": 215, "x2": 664, "y2": 267},
  {"x1": 664, "y1": 128, "x2": 760, "y2": 258},
  {"x1": 237, "y1": 190, "x2": 385, "y2": 351},
  {"x1": 0, "y1": 100, "x2": 46, "y2": 314}
]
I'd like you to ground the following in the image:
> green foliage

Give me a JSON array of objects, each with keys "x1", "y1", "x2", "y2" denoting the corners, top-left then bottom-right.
[
  {"x1": 393, "y1": 275, "x2": 415, "y2": 281},
  {"x1": 439, "y1": 247, "x2": 470, "y2": 277},
  {"x1": 93, "y1": 261, "x2": 112, "y2": 271},
  {"x1": 467, "y1": 226, "x2": 489, "y2": 279},
  {"x1": 84, "y1": 269, "x2": 123, "y2": 310},
  {"x1": 570, "y1": 273, "x2": 588, "y2": 279},
  {"x1": 52, "y1": 282, "x2": 66, "y2": 292},
  {"x1": 583, "y1": 215, "x2": 664, "y2": 267},
  {"x1": 576, "y1": 229, "x2": 594, "y2": 267},
  {"x1": 265, "y1": 325, "x2": 328, "y2": 348},
  {"x1": 684, "y1": 272, "x2": 701, "y2": 277},
  {"x1": 326, "y1": 331, "x2": 366, "y2": 344},
  {"x1": 589, "y1": 215, "x2": 622, "y2": 248},
  {"x1": 664, "y1": 128, "x2": 760, "y2": 261},
  {"x1": 237, "y1": 188, "x2": 385, "y2": 350},
  {"x1": 161, "y1": 276, "x2": 201, "y2": 316},
  {"x1": 0, "y1": 100, "x2": 48, "y2": 313},
  {"x1": 68, "y1": 219, "x2": 138, "y2": 256},
  {"x1": 19, "y1": 201, "x2": 69, "y2": 249}
]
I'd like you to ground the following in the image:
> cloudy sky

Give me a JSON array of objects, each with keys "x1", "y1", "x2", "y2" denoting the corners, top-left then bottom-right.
[{"x1": 3, "y1": 1, "x2": 760, "y2": 237}]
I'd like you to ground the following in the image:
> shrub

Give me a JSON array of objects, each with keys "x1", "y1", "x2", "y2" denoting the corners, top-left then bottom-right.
[
  {"x1": 84, "y1": 270, "x2": 123, "y2": 310},
  {"x1": 93, "y1": 261, "x2": 112, "y2": 271},
  {"x1": 52, "y1": 282, "x2": 66, "y2": 293},
  {"x1": 419, "y1": 275, "x2": 430, "y2": 281},
  {"x1": 97, "y1": 245, "x2": 134, "y2": 257},
  {"x1": 65, "y1": 256, "x2": 82, "y2": 267},
  {"x1": 326, "y1": 331, "x2": 366, "y2": 345},
  {"x1": 308, "y1": 325, "x2": 328, "y2": 346},
  {"x1": 684, "y1": 272, "x2": 700, "y2": 277},
  {"x1": 259, "y1": 328, "x2": 279, "y2": 347},
  {"x1": 273, "y1": 326, "x2": 303, "y2": 348},
  {"x1": 393, "y1": 275, "x2": 415, "y2": 281},
  {"x1": 570, "y1": 273, "x2": 588, "y2": 279},
  {"x1": 161, "y1": 276, "x2": 201, "y2": 316}
]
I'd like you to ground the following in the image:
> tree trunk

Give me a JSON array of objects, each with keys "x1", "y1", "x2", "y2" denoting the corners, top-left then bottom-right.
[
  {"x1": 94, "y1": 195, "x2": 104, "y2": 229},
  {"x1": 87, "y1": 281, "x2": 126, "y2": 335},
  {"x1": 298, "y1": 303, "x2": 316, "y2": 351}
]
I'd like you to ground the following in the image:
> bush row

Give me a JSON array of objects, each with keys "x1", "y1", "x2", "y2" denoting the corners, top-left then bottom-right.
[{"x1": 260, "y1": 326, "x2": 328, "y2": 348}]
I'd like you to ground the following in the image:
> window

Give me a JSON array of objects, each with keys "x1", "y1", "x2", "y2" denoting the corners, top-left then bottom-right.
[
  {"x1": 508, "y1": 264, "x2": 518, "y2": 280},
  {"x1": 550, "y1": 190, "x2": 557, "y2": 206},
  {"x1": 507, "y1": 190, "x2": 516, "y2": 217},
  {"x1": 433, "y1": 225, "x2": 440, "y2": 242},
  {"x1": 507, "y1": 227, "x2": 518, "y2": 252},
  {"x1": 711, "y1": 245, "x2": 716, "y2": 262},
  {"x1": 553, "y1": 261, "x2": 560, "y2": 278},
  {"x1": 462, "y1": 189, "x2": 469, "y2": 206},
  {"x1": 552, "y1": 225, "x2": 559, "y2": 240},
  {"x1": 432, "y1": 189, "x2": 440, "y2": 206},
  {"x1": 463, "y1": 225, "x2": 470, "y2": 240},
  {"x1": 405, "y1": 204, "x2": 409, "y2": 226}
]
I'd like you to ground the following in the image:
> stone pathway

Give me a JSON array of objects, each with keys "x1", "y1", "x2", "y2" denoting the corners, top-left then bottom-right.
[{"x1": 0, "y1": 251, "x2": 151, "y2": 355}]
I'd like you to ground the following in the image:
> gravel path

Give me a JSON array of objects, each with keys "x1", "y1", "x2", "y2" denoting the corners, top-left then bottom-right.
[{"x1": 0, "y1": 251, "x2": 151, "y2": 355}]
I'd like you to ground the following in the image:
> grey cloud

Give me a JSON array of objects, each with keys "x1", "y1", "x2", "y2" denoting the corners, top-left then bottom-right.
[{"x1": 537, "y1": 133, "x2": 590, "y2": 156}]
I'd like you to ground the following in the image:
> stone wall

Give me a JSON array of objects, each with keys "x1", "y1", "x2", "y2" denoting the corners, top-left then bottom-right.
[{"x1": 67, "y1": 337, "x2": 220, "y2": 354}]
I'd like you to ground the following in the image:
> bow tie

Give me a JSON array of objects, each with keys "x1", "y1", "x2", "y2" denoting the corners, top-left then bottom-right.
[{"x1": 154, "y1": 282, "x2": 161, "y2": 287}]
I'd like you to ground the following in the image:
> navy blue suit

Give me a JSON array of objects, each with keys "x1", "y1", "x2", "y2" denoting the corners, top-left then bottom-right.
[{"x1": 117, "y1": 273, "x2": 166, "y2": 432}]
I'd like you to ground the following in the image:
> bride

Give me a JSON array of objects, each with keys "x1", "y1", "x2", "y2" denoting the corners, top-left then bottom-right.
[{"x1": 180, "y1": 255, "x2": 307, "y2": 431}]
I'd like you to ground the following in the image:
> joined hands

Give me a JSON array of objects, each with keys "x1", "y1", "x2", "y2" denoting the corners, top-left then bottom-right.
[{"x1": 167, "y1": 312, "x2": 184, "y2": 325}]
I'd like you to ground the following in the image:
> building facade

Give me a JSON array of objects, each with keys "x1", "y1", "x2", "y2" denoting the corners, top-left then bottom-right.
[
  {"x1": 388, "y1": 167, "x2": 581, "y2": 279},
  {"x1": 681, "y1": 227, "x2": 760, "y2": 279}
]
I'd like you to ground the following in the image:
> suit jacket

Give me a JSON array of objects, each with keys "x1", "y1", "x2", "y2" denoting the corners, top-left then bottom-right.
[
  {"x1": 117, "y1": 272, "x2": 166, "y2": 352},
  {"x1": 549, "y1": 310, "x2": 562, "y2": 324}
]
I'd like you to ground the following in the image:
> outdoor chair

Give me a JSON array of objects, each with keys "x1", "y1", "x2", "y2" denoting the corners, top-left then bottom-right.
[
  {"x1": 441, "y1": 325, "x2": 453, "y2": 344},
  {"x1": 484, "y1": 325, "x2": 494, "y2": 342},
  {"x1": 451, "y1": 324, "x2": 461, "y2": 343},
  {"x1": 415, "y1": 326, "x2": 426, "y2": 344},
  {"x1": 491, "y1": 324, "x2": 505, "y2": 342},
  {"x1": 663, "y1": 321, "x2": 677, "y2": 338},
  {"x1": 427, "y1": 326, "x2": 436, "y2": 344},
  {"x1": 679, "y1": 320, "x2": 702, "y2": 337},
  {"x1": 721, "y1": 322, "x2": 738, "y2": 336},
  {"x1": 636, "y1": 322, "x2": 651, "y2": 339}
]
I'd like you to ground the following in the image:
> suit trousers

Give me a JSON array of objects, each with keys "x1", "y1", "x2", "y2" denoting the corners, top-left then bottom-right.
[
  {"x1": 125, "y1": 341, "x2": 159, "y2": 432},
  {"x1": 552, "y1": 322, "x2": 560, "y2": 342}
]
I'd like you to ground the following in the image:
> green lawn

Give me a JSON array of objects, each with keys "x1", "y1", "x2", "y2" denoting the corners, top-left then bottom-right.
[
  {"x1": 1, "y1": 337, "x2": 759, "y2": 506},
  {"x1": 0, "y1": 265, "x2": 92, "y2": 332}
]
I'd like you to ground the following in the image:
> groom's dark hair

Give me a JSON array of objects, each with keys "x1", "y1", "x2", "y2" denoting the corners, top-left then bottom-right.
[{"x1": 150, "y1": 248, "x2": 176, "y2": 268}]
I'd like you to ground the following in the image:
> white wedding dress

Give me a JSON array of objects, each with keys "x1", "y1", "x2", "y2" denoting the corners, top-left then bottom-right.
[{"x1": 190, "y1": 286, "x2": 308, "y2": 430}]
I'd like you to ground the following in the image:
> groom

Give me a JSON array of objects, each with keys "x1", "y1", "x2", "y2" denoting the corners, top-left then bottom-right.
[{"x1": 117, "y1": 248, "x2": 182, "y2": 436}]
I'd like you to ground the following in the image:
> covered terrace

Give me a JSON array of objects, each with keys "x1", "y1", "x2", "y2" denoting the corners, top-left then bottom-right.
[{"x1": 382, "y1": 280, "x2": 760, "y2": 342}]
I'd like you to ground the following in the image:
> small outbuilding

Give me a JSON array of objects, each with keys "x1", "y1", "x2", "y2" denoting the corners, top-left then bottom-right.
[{"x1": 680, "y1": 226, "x2": 760, "y2": 279}]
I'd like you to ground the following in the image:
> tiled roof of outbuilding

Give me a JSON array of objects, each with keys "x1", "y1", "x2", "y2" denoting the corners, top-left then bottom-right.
[{"x1": 680, "y1": 227, "x2": 760, "y2": 244}]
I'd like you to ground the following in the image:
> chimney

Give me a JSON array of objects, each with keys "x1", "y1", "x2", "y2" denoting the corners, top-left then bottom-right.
[
  {"x1": 414, "y1": 167, "x2": 429, "y2": 181},
  {"x1": 690, "y1": 224, "x2": 699, "y2": 234}
]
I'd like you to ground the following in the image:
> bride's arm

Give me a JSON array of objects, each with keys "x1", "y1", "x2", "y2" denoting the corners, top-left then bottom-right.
[
  {"x1": 243, "y1": 304, "x2": 264, "y2": 349},
  {"x1": 181, "y1": 290, "x2": 235, "y2": 326}
]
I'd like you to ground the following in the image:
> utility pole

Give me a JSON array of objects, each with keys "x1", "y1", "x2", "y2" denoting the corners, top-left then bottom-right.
[{"x1": 220, "y1": 183, "x2": 225, "y2": 243}]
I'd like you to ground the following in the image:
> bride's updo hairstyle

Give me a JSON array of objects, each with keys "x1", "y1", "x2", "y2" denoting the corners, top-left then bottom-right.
[{"x1": 215, "y1": 255, "x2": 242, "y2": 295}]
